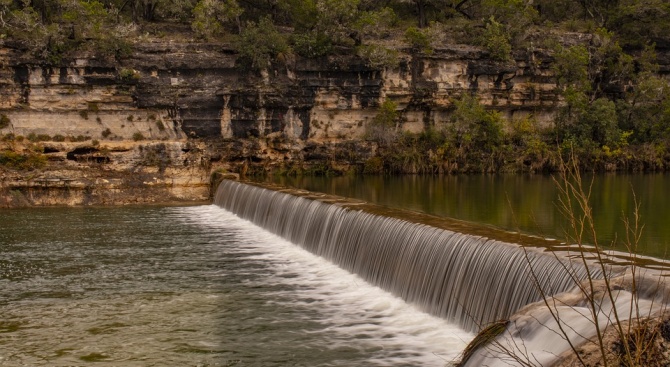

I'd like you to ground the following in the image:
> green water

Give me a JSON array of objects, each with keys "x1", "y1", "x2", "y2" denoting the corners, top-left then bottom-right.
[
  {"x1": 0, "y1": 205, "x2": 470, "y2": 366},
  {"x1": 267, "y1": 174, "x2": 670, "y2": 259}
]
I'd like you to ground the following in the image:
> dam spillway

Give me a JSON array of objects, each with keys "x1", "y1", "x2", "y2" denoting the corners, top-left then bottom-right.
[{"x1": 214, "y1": 180, "x2": 601, "y2": 332}]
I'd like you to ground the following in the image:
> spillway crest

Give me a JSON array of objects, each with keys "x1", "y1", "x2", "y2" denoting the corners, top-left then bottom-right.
[{"x1": 214, "y1": 180, "x2": 598, "y2": 332}]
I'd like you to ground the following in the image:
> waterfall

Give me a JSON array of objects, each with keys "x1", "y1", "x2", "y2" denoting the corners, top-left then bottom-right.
[{"x1": 214, "y1": 180, "x2": 600, "y2": 332}]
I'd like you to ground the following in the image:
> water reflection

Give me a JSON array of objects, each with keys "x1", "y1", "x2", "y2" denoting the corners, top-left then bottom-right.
[{"x1": 267, "y1": 174, "x2": 670, "y2": 258}]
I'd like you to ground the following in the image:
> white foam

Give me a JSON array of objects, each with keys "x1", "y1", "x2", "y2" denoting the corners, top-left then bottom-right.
[
  {"x1": 176, "y1": 205, "x2": 474, "y2": 366},
  {"x1": 464, "y1": 288, "x2": 664, "y2": 367}
]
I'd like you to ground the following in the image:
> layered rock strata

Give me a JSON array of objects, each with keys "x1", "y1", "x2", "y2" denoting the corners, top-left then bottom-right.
[{"x1": 1, "y1": 38, "x2": 666, "y2": 205}]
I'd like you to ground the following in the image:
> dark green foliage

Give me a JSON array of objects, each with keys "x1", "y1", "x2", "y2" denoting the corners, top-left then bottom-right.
[
  {"x1": 0, "y1": 0, "x2": 134, "y2": 62},
  {"x1": 0, "y1": 115, "x2": 9, "y2": 129},
  {"x1": 0, "y1": 150, "x2": 47, "y2": 170},
  {"x1": 558, "y1": 97, "x2": 621, "y2": 152},
  {"x1": 608, "y1": 0, "x2": 670, "y2": 49},
  {"x1": 357, "y1": 44, "x2": 399, "y2": 69},
  {"x1": 27, "y1": 133, "x2": 52, "y2": 142},
  {"x1": 618, "y1": 70, "x2": 670, "y2": 145},
  {"x1": 235, "y1": 16, "x2": 288, "y2": 70},
  {"x1": 355, "y1": 7, "x2": 397, "y2": 41},
  {"x1": 70, "y1": 135, "x2": 91, "y2": 142},
  {"x1": 404, "y1": 26, "x2": 432, "y2": 54},
  {"x1": 292, "y1": 31, "x2": 332, "y2": 58},
  {"x1": 366, "y1": 99, "x2": 399, "y2": 146},
  {"x1": 191, "y1": 0, "x2": 242, "y2": 39},
  {"x1": 450, "y1": 94, "x2": 504, "y2": 153},
  {"x1": 363, "y1": 156, "x2": 384, "y2": 174},
  {"x1": 118, "y1": 69, "x2": 140, "y2": 82},
  {"x1": 481, "y1": 17, "x2": 511, "y2": 61}
]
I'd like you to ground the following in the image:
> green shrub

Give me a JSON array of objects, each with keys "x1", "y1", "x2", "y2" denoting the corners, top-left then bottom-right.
[
  {"x1": 118, "y1": 68, "x2": 140, "y2": 82},
  {"x1": 404, "y1": 26, "x2": 433, "y2": 54},
  {"x1": 235, "y1": 16, "x2": 289, "y2": 70},
  {"x1": 101, "y1": 128, "x2": 112, "y2": 138},
  {"x1": 132, "y1": 132, "x2": 145, "y2": 141},
  {"x1": 70, "y1": 135, "x2": 90, "y2": 142},
  {"x1": 191, "y1": 0, "x2": 242, "y2": 40},
  {"x1": 366, "y1": 99, "x2": 399, "y2": 146},
  {"x1": 27, "y1": 133, "x2": 51, "y2": 142},
  {"x1": 0, "y1": 150, "x2": 47, "y2": 170},
  {"x1": 355, "y1": 7, "x2": 398, "y2": 41},
  {"x1": 481, "y1": 17, "x2": 512, "y2": 61},
  {"x1": 357, "y1": 44, "x2": 400, "y2": 69},
  {"x1": 0, "y1": 114, "x2": 10, "y2": 129},
  {"x1": 292, "y1": 31, "x2": 332, "y2": 58},
  {"x1": 363, "y1": 156, "x2": 384, "y2": 174},
  {"x1": 79, "y1": 110, "x2": 89, "y2": 120}
]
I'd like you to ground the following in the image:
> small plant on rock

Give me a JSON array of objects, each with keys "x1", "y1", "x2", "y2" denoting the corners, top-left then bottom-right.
[{"x1": 0, "y1": 114, "x2": 10, "y2": 129}]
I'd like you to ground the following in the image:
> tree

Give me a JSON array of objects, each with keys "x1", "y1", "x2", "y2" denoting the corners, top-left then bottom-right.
[
  {"x1": 366, "y1": 99, "x2": 399, "y2": 146},
  {"x1": 400, "y1": 0, "x2": 475, "y2": 28},
  {"x1": 288, "y1": 0, "x2": 360, "y2": 56},
  {"x1": 617, "y1": 48, "x2": 670, "y2": 145},
  {"x1": 481, "y1": 16, "x2": 511, "y2": 61},
  {"x1": 354, "y1": 6, "x2": 397, "y2": 42},
  {"x1": 192, "y1": 0, "x2": 242, "y2": 39},
  {"x1": 607, "y1": 0, "x2": 670, "y2": 49},
  {"x1": 450, "y1": 94, "x2": 504, "y2": 153},
  {"x1": 235, "y1": 16, "x2": 288, "y2": 70},
  {"x1": 314, "y1": 0, "x2": 360, "y2": 46}
]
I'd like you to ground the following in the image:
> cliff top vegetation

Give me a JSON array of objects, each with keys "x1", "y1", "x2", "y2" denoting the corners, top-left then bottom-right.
[
  {"x1": 1, "y1": 0, "x2": 669, "y2": 63},
  {"x1": 2, "y1": 0, "x2": 670, "y2": 174}
]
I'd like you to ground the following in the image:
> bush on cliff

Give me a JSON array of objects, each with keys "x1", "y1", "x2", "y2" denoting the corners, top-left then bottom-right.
[
  {"x1": 235, "y1": 16, "x2": 289, "y2": 70},
  {"x1": 191, "y1": 0, "x2": 242, "y2": 39},
  {"x1": 0, "y1": 115, "x2": 10, "y2": 129},
  {"x1": 0, "y1": 150, "x2": 47, "y2": 170}
]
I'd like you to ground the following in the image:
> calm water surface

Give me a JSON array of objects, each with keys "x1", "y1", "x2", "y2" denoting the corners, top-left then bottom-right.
[
  {"x1": 268, "y1": 174, "x2": 670, "y2": 258},
  {"x1": 0, "y1": 205, "x2": 471, "y2": 366}
]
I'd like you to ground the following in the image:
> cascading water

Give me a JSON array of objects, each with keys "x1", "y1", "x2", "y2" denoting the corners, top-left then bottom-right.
[{"x1": 214, "y1": 180, "x2": 601, "y2": 332}]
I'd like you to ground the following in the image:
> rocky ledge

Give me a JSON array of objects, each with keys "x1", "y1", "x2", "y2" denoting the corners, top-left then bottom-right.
[{"x1": 1, "y1": 37, "x2": 669, "y2": 206}]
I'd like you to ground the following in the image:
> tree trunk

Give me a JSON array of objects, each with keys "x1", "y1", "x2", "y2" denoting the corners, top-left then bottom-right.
[{"x1": 415, "y1": 0, "x2": 427, "y2": 28}]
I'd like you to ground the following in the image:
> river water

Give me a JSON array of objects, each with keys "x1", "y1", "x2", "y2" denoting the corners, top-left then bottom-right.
[
  {"x1": 269, "y1": 174, "x2": 670, "y2": 258},
  {"x1": 0, "y1": 205, "x2": 471, "y2": 366}
]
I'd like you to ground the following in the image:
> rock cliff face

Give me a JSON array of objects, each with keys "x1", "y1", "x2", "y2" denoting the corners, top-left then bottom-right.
[{"x1": 0, "y1": 38, "x2": 661, "y2": 205}]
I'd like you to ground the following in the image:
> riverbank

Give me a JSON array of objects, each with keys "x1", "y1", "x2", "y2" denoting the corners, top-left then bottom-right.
[
  {"x1": 2, "y1": 30, "x2": 670, "y2": 207},
  {"x1": 0, "y1": 139, "x2": 212, "y2": 207}
]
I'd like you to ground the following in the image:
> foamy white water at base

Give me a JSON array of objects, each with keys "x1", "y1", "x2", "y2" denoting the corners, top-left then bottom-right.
[
  {"x1": 0, "y1": 205, "x2": 472, "y2": 366},
  {"x1": 182, "y1": 205, "x2": 474, "y2": 366}
]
